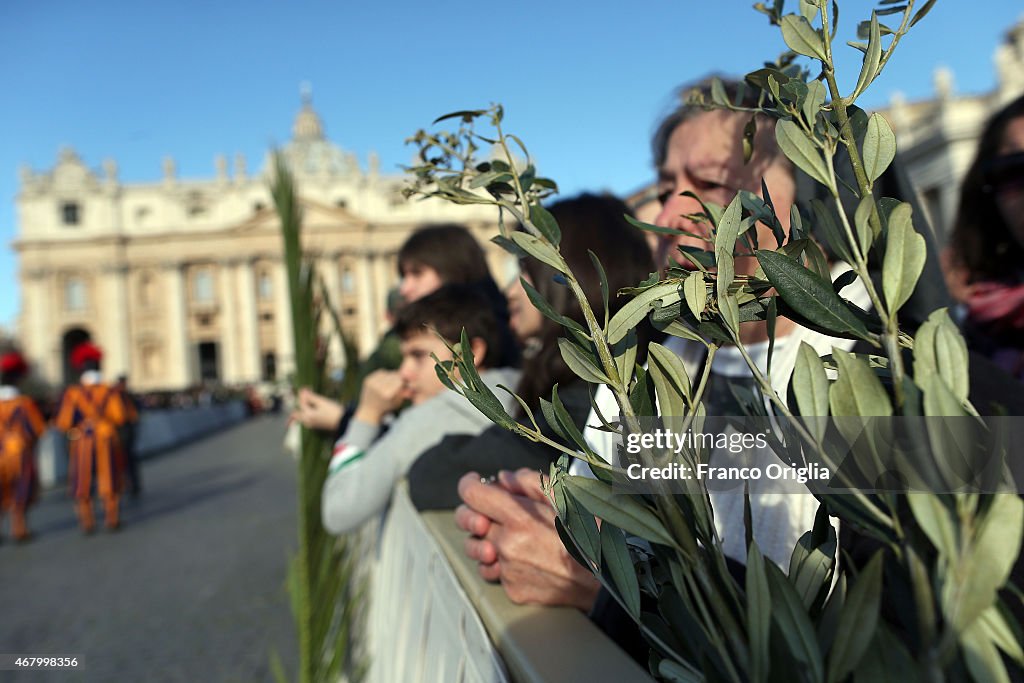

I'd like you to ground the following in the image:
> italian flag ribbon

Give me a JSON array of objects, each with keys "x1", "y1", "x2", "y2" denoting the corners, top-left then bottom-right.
[{"x1": 328, "y1": 442, "x2": 365, "y2": 475}]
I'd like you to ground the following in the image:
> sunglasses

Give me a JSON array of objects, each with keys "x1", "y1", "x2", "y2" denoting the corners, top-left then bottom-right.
[{"x1": 983, "y1": 152, "x2": 1024, "y2": 194}]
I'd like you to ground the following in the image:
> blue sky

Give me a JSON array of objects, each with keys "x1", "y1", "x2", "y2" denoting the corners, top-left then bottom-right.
[{"x1": 2, "y1": 1, "x2": 1021, "y2": 330}]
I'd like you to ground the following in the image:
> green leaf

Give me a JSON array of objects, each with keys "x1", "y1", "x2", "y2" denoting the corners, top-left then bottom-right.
[
  {"x1": 743, "y1": 115, "x2": 757, "y2": 163},
  {"x1": 655, "y1": 319, "x2": 710, "y2": 347},
  {"x1": 810, "y1": 199, "x2": 853, "y2": 264},
  {"x1": 913, "y1": 308, "x2": 969, "y2": 403},
  {"x1": 789, "y1": 505, "x2": 837, "y2": 610},
  {"x1": 509, "y1": 231, "x2": 566, "y2": 274},
  {"x1": 793, "y1": 342, "x2": 830, "y2": 425},
  {"x1": 611, "y1": 329, "x2": 639, "y2": 389},
  {"x1": 562, "y1": 485, "x2": 602, "y2": 566},
  {"x1": 852, "y1": 12, "x2": 882, "y2": 100},
  {"x1": 607, "y1": 281, "x2": 682, "y2": 344},
  {"x1": 862, "y1": 113, "x2": 897, "y2": 183},
  {"x1": 719, "y1": 293, "x2": 741, "y2": 335},
  {"x1": 907, "y1": 493, "x2": 958, "y2": 558},
  {"x1": 715, "y1": 193, "x2": 744, "y2": 258},
  {"x1": 554, "y1": 516, "x2": 593, "y2": 573},
  {"x1": 921, "y1": 372, "x2": 967, "y2": 417},
  {"x1": 658, "y1": 659, "x2": 704, "y2": 683},
  {"x1": 683, "y1": 272, "x2": 707, "y2": 319},
  {"x1": 600, "y1": 524, "x2": 641, "y2": 619},
  {"x1": 827, "y1": 553, "x2": 883, "y2": 683},
  {"x1": 881, "y1": 202, "x2": 925, "y2": 316},
  {"x1": 563, "y1": 475, "x2": 679, "y2": 549},
  {"x1": 491, "y1": 233, "x2": 529, "y2": 259},
  {"x1": 766, "y1": 561, "x2": 825, "y2": 682},
  {"x1": 910, "y1": 0, "x2": 938, "y2": 27},
  {"x1": 777, "y1": 119, "x2": 831, "y2": 188},
  {"x1": 557, "y1": 338, "x2": 611, "y2": 384},
  {"x1": 551, "y1": 384, "x2": 594, "y2": 456},
  {"x1": 589, "y1": 249, "x2": 610, "y2": 327},
  {"x1": 766, "y1": 295, "x2": 778, "y2": 373},
  {"x1": 853, "y1": 196, "x2": 876, "y2": 255},
  {"x1": 539, "y1": 397, "x2": 570, "y2": 443},
  {"x1": 977, "y1": 605, "x2": 1024, "y2": 664},
  {"x1": 530, "y1": 203, "x2": 561, "y2": 245},
  {"x1": 962, "y1": 618, "x2": 1013, "y2": 683},
  {"x1": 803, "y1": 80, "x2": 827, "y2": 127},
  {"x1": 647, "y1": 342, "x2": 692, "y2": 417},
  {"x1": 829, "y1": 348, "x2": 893, "y2": 417},
  {"x1": 954, "y1": 494, "x2": 1024, "y2": 631},
  {"x1": 746, "y1": 544, "x2": 772, "y2": 683},
  {"x1": 625, "y1": 213, "x2": 692, "y2": 237},
  {"x1": 432, "y1": 109, "x2": 487, "y2": 124},
  {"x1": 520, "y1": 276, "x2": 586, "y2": 335},
  {"x1": 781, "y1": 14, "x2": 827, "y2": 61},
  {"x1": 468, "y1": 170, "x2": 513, "y2": 189},
  {"x1": 850, "y1": 627, "x2": 918, "y2": 683},
  {"x1": 757, "y1": 250, "x2": 872, "y2": 340}
]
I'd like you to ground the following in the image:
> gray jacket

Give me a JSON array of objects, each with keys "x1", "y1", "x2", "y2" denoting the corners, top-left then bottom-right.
[{"x1": 321, "y1": 367, "x2": 521, "y2": 535}]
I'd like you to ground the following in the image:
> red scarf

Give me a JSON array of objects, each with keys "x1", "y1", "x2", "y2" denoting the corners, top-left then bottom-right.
[{"x1": 966, "y1": 281, "x2": 1024, "y2": 332}]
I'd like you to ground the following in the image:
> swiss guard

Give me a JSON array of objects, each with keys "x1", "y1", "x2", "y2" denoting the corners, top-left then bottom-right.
[
  {"x1": 0, "y1": 351, "x2": 45, "y2": 542},
  {"x1": 54, "y1": 342, "x2": 127, "y2": 533}
]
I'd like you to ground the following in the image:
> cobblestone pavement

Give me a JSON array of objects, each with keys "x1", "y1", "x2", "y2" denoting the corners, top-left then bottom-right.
[{"x1": 0, "y1": 415, "x2": 300, "y2": 682}]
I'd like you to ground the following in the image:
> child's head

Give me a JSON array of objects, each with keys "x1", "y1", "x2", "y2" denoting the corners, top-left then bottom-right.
[
  {"x1": 397, "y1": 224, "x2": 491, "y2": 303},
  {"x1": 392, "y1": 284, "x2": 500, "y2": 404}
]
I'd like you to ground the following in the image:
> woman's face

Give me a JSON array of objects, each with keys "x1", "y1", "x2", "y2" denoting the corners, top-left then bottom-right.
[
  {"x1": 398, "y1": 262, "x2": 443, "y2": 303},
  {"x1": 995, "y1": 116, "x2": 1024, "y2": 250},
  {"x1": 506, "y1": 272, "x2": 543, "y2": 342}
]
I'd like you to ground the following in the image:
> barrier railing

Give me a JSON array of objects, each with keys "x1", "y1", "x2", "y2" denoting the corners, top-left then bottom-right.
[
  {"x1": 36, "y1": 401, "x2": 250, "y2": 488},
  {"x1": 367, "y1": 483, "x2": 653, "y2": 683}
]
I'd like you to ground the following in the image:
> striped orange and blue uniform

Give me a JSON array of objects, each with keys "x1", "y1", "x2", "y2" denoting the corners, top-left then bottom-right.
[
  {"x1": 0, "y1": 395, "x2": 45, "y2": 511},
  {"x1": 54, "y1": 384, "x2": 127, "y2": 502}
]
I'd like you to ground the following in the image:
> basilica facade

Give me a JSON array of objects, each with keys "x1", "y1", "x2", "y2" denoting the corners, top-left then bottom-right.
[{"x1": 14, "y1": 97, "x2": 503, "y2": 391}]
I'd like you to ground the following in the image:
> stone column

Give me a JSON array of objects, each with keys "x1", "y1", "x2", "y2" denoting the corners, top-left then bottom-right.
[
  {"x1": 273, "y1": 260, "x2": 295, "y2": 379},
  {"x1": 354, "y1": 250, "x2": 377, "y2": 358},
  {"x1": 162, "y1": 262, "x2": 191, "y2": 388},
  {"x1": 218, "y1": 259, "x2": 240, "y2": 384},
  {"x1": 21, "y1": 269, "x2": 53, "y2": 383},
  {"x1": 100, "y1": 263, "x2": 131, "y2": 379},
  {"x1": 237, "y1": 260, "x2": 261, "y2": 383}
]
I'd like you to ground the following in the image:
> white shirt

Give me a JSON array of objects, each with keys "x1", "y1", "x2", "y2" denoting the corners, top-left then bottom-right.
[{"x1": 573, "y1": 263, "x2": 870, "y2": 568}]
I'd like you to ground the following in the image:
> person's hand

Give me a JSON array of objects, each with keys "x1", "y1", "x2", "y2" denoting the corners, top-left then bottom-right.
[
  {"x1": 353, "y1": 370, "x2": 407, "y2": 425},
  {"x1": 290, "y1": 388, "x2": 345, "y2": 432},
  {"x1": 456, "y1": 469, "x2": 601, "y2": 611}
]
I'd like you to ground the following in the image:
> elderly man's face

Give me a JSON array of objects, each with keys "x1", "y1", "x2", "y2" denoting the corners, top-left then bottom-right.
[{"x1": 655, "y1": 110, "x2": 796, "y2": 275}]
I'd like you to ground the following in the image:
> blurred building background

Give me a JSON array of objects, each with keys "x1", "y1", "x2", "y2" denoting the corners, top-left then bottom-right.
[
  {"x1": 12, "y1": 17, "x2": 1024, "y2": 393},
  {"x1": 876, "y1": 18, "x2": 1024, "y2": 242},
  {"x1": 13, "y1": 93, "x2": 505, "y2": 391}
]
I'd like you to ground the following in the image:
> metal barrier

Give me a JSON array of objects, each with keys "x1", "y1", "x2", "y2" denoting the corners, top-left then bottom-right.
[{"x1": 36, "y1": 401, "x2": 249, "y2": 488}]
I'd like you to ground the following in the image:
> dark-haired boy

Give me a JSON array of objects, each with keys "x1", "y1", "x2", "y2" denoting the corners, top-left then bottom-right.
[{"x1": 321, "y1": 284, "x2": 519, "y2": 535}]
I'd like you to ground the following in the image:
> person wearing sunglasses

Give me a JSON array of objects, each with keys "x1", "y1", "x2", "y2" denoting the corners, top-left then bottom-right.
[{"x1": 945, "y1": 94, "x2": 1024, "y2": 380}]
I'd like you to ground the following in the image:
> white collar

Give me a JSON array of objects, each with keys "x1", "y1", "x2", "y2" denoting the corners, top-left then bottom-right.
[
  {"x1": 81, "y1": 370, "x2": 102, "y2": 386},
  {"x1": 0, "y1": 386, "x2": 18, "y2": 400}
]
